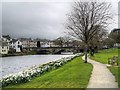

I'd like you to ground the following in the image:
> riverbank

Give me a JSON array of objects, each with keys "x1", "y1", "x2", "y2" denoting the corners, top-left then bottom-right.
[
  {"x1": 1, "y1": 51, "x2": 75, "y2": 58},
  {"x1": 4, "y1": 56, "x2": 93, "y2": 88},
  {"x1": 2, "y1": 55, "x2": 73, "y2": 77},
  {"x1": 1, "y1": 51, "x2": 37, "y2": 57}
]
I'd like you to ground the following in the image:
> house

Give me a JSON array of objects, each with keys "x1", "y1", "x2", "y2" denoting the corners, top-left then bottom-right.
[
  {"x1": 1, "y1": 36, "x2": 10, "y2": 43},
  {"x1": 10, "y1": 40, "x2": 22, "y2": 52},
  {"x1": 2, "y1": 35, "x2": 11, "y2": 41},
  {"x1": 40, "y1": 41, "x2": 50, "y2": 47},
  {"x1": 49, "y1": 41, "x2": 59, "y2": 47},
  {"x1": 40, "y1": 41, "x2": 56, "y2": 47},
  {"x1": 0, "y1": 42, "x2": 9, "y2": 54},
  {"x1": 0, "y1": 37, "x2": 9, "y2": 54},
  {"x1": 20, "y1": 40, "x2": 30, "y2": 48},
  {"x1": 20, "y1": 38, "x2": 37, "y2": 48},
  {"x1": 29, "y1": 40, "x2": 37, "y2": 48}
]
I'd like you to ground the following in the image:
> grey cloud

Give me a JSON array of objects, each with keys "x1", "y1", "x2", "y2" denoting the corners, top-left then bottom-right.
[
  {"x1": 2, "y1": 1, "x2": 118, "y2": 39},
  {"x1": 2, "y1": 2, "x2": 72, "y2": 39},
  {"x1": 0, "y1": 2, "x2": 2, "y2": 35}
]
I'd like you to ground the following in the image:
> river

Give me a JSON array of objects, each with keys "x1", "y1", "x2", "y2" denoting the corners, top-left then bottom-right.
[{"x1": 0, "y1": 55, "x2": 73, "y2": 77}]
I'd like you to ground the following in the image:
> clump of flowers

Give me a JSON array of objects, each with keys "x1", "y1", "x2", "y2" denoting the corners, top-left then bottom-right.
[{"x1": 1, "y1": 53, "x2": 82, "y2": 87}]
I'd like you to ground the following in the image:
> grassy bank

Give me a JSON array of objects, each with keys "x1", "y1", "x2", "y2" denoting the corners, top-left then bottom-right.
[
  {"x1": 90, "y1": 48, "x2": 120, "y2": 88},
  {"x1": 5, "y1": 56, "x2": 92, "y2": 88},
  {"x1": 108, "y1": 66, "x2": 120, "y2": 88},
  {"x1": 90, "y1": 48, "x2": 118, "y2": 64}
]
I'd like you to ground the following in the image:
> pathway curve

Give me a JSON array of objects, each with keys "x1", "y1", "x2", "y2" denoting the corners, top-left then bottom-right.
[{"x1": 82, "y1": 56, "x2": 118, "y2": 88}]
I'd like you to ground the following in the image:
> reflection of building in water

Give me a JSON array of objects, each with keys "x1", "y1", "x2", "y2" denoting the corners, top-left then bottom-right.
[{"x1": 118, "y1": 1, "x2": 120, "y2": 28}]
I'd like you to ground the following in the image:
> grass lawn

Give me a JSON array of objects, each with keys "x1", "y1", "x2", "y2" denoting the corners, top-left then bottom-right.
[
  {"x1": 5, "y1": 56, "x2": 93, "y2": 88},
  {"x1": 90, "y1": 48, "x2": 119, "y2": 64}
]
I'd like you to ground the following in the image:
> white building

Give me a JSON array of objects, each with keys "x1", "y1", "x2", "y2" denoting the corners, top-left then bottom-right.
[
  {"x1": 0, "y1": 42, "x2": 9, "y2": 54},
  {"x1": 0, "y1": 37, "x2": 9, "y2": 54},
  {"x1": 20, "y1": 39, "x2": 37, "y2": 48},
  {"x1": 29, "y1": 41, "x2": 37, "y2": 47},
  {"x1": 10, "y1": 40, "x2": 22, "y2": 52},
  {"x1": 21, "y1": 40, "x2": 29, "y2": 48},
  {"x1": 40, "y1": 41, "x2": 50, "y2": 47},
  {"x1": 40, "y1": 41, "x2": 57, "y2": 47}
]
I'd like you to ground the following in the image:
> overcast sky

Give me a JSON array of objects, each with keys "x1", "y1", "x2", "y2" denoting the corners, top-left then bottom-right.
[
  {"x1": 118, "y1": 1, "x2": 120, "y2": 28},
  {"x1": 1, "y1": 0, "x2": 119, "y2": 40}
]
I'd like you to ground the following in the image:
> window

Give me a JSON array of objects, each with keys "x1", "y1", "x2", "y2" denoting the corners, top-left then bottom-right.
[
  {"x1": 2, "y1": 50, "x2": 6, "y2": 52},
  {"x1": 18, "y1": 45, "x2": 20, "y2": 48},
  {"x1": 2, "y1": 47, "x2": 4, "y2": 49}
]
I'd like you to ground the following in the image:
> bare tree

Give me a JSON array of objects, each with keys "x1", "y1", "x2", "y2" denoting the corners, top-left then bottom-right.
[
  {"x1": 53, "y1": 37, "x2": 65, "y2": 47},
  {"x1": 63, "y1": 36, "x2": 73, "y2": 47},
  {"x1": 89, "y1": 27, "x2": 108, "y2": 49},
  {"x1": 66, "y1": 1, "x2": 111, "y2": 63},
  {"x1": 109, "y1": 29, "x2": 120, "y2": 44}
]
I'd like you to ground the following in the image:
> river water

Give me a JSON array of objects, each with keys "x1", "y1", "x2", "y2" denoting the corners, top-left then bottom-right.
[{"x1": 0, "y1": 55, "x2": 73, "y2": 77}]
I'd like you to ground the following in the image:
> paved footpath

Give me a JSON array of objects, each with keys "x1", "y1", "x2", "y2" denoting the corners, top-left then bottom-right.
[{"x1": 82, "y1": 56, "x2": 118, "y2": 88}]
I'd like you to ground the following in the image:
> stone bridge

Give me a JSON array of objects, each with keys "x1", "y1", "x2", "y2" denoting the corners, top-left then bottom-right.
[{"x1": 29, "y1": 47, "x2": 82, "y2": 54}]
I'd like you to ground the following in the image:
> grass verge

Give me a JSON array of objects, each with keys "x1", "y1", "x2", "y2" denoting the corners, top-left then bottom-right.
[
  {"x1": 5, "y1": 56, "x2": 93, "y2": 88},
  {"x1": 108, "y1": 66, "x2": 120, "y2": 88}
]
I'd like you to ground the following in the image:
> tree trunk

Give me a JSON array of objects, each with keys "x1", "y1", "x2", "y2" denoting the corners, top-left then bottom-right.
[{"x1": 84, "y1": 45, "x2": 88, "y2": 63}]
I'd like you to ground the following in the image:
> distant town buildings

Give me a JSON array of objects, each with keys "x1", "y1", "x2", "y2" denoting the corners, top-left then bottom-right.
[
  {"x1": 0, "y1": 35, "x2": 62, "y2": 54},
  {"x1": 20, "y1": 38, "x2": 37, "y2": 48},
  {"x1": 0, "y1": 35, "x2": 88, "y2": 55}
]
